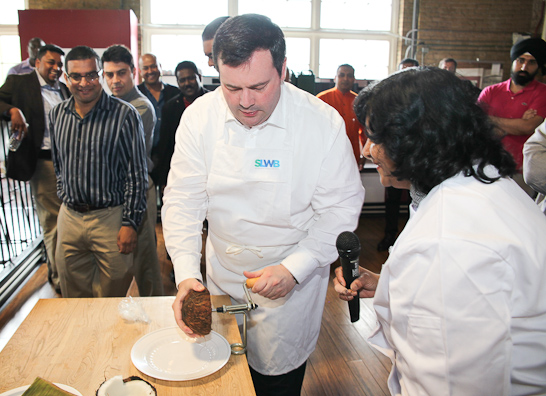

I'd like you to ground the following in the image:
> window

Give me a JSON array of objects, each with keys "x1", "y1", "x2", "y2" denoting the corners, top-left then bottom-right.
[
  {"x1": 141, "y1": 0, "x2": 398, "y2": 80},
  {"x1": 239, "y1": 0, "x2": 312, "y2": 28},
  {"x1": 319, "y1": 39, "x2": 390, "y2": 81},
  {"x1": 150, "y1": 0, "x2": 228, "y2": 25},
  {"x1": 0, "y1": 36, "x2": 22, "y2": 82},
  {"x1": 150, "y1": 34, "x2": 216, "y2": 78},
  {"x1": 0, "y1": 0, "x2": 25, "y2": 83},
  {"x1": 0, "y1": 0, "x2": 25, "y2": 25},
  {"x1": 320, "y1": 0, "x2": 392, "y2": 31}
]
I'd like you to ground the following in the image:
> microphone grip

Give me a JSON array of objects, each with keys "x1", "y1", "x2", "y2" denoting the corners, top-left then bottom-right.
[{"x1": 341, "y1": 256, "x2": 360, "y2": 323}]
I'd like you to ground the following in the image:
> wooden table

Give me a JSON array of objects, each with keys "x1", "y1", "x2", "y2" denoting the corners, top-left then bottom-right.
[{"x1": 0, "y1": 296, "x2": 256, "y2": 395}]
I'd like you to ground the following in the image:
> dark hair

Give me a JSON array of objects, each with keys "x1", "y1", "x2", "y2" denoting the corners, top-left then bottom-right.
[
  {"x1": 175, "y1": 61, "x2": 199, "y2": 76},
  {"x1": 213, "y1": 14, "x2": 286, "y2": 77},
  {"x1": 354, "y1": 67, "x2": 516, "y2": 194},
  {"x1": 65, "y1": 46, "x2": 101, "y2": 71},
  {"x1": 338, "y1": 64, "x2": 355, "y2": 73},
  {"x1": 399, "y1": 58, "x2": 419, "y2": 68},
  {"x1": 202, "y1": 16, "x2": 230, "y2": 41},
  {"x1": 36, "y1": 44, "x2": 65, "y2": 60},
  {"x1": 439, "y1": 57, "x2": 457, "y2": 68},
  {"x1": 101, "y1": 45, "x2": 134, "y2": 71}
]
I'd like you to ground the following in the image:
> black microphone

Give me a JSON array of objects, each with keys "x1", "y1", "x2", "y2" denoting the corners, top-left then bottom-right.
[{"x1": 336, "y1": 231, "x2": 361, "y2": 323}]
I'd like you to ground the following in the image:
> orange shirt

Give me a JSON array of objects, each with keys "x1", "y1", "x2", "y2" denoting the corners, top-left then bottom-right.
[{"x1": 317, "y1": 87, "x2": 362, "y2": 163}]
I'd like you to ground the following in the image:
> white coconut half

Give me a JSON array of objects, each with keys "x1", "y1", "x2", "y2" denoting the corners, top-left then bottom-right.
[{"x1": 96, "y1": 375, "x2": 157, "y2": 396}]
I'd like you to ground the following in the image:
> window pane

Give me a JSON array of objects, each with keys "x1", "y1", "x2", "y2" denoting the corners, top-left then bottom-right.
[
  {"x1": 0, "y1": 35, "x2": 22, "y2": 83},
  {"x1": 151, "y1": 0, "x2": 228, "y2": 25},
  {"x1": 151, "y1": 34, "x2": 218, "y2": 78},
  {"x1": 0, "y1": 0, "x2": 25, "y2": 25},
  {"x1": 321, "y1": 0, "x2": 392, "y2": 31},
  {"x1": 239, "y1": 0, "x2": 311, "y2": 28},
  {"x1": 319, "y1": 39, "x2": 389, "y2": 80},
  {"x1": 286, "y1": 38, "x2": 310, "y2": 76}
]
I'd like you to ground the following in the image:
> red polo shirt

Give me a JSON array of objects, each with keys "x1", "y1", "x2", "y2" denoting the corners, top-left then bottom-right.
[{"x1": 479, "y1": 79, "x2": 546, "y2": 170}]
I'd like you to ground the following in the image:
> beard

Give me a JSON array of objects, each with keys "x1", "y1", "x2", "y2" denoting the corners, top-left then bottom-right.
[{"x1": 512, "y1": 69, "x2": 537, "y2": 86}]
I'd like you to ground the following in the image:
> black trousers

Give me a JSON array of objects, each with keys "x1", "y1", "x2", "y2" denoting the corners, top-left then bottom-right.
[{"x1": 250, "y1": 361, "x2": 307, "y2": 396}]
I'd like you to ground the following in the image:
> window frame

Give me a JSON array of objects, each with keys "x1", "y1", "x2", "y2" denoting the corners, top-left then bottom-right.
[{"x1": 141, "y1": 0, "x2": 401, "y2": 78}]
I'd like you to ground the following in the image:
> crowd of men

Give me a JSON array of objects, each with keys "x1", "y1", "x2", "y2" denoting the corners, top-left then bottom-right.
[
  {"x1": 0, "y1": 30, "x2": 216, "y2": 297},
  {"x1": 2, "y1": 14, "x2": 546, "y2": 396}
]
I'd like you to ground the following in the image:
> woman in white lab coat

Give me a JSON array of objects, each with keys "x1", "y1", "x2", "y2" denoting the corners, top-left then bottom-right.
[{"x1": 335, "y1": 67, "x2": 546, "y2": 396}]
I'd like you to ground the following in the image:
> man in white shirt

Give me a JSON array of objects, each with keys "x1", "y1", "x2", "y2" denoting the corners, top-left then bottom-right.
[{"x1": 162, "y1": 14, "x2": 364, "y2": 396}]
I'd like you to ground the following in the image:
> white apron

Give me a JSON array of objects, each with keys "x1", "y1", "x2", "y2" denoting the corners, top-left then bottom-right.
[{"x1": 205, "y1": 121, "x2": 329, "y2": 376}]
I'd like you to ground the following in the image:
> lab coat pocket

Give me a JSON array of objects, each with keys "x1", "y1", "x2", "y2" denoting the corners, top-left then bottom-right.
[{"x1": 407, "y1": 314, "x2": 445, "y2": 357}]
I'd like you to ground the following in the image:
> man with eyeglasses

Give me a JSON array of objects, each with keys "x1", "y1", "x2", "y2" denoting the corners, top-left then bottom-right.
[
  {"x1": 478, "y1": 37, "x2": 546, "y2": 196},
  {"x1": 152, "y1": 61, "x2": 209, "y2": 191},
  {"x1": 137, "y1": 53, "x2": 179, "y2": 150},
  {"x1": 0, "y1": 43, "x2": 69, "y2": 294},
  {"x1": 101, "y1": 44, "x2": 164, "y2": 297},
  {"x1": 49, "y1": 45, "x2": 148, "y2": 298}
]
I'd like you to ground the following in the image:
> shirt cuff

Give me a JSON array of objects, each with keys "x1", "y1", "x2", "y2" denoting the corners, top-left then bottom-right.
[
  {"x1": 173, "y1": 257, "x2": 203, "y2": 288},
  {"x1": 281, "y1": 247, "x2": 319, "y2": 284}
]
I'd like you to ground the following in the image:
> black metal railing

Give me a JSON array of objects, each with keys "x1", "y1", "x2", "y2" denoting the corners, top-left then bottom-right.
[{"x1": 0, "y1": 120, "x2": 44, "y2": 307}]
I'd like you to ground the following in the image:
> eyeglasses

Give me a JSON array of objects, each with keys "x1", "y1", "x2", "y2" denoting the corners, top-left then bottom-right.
[{"x1": 67, "y1": 71, "x2": 101, "y2": 82}]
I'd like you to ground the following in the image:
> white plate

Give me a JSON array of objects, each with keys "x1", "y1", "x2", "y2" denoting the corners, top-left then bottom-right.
[
  {"x1": 131, "y1": 326, "x2": 231, "y2": 381},
  {"x1": 0, "y1": 383, "x2": 82, "y2": 396}
]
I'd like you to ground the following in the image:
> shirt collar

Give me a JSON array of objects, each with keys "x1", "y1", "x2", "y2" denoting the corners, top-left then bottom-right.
[
  {"x1": 119, "y1": 86, "x2": 140, "y2": 103},
  {"x1": 336, "y1": 87, "x2": 356, "y2": 97},
  {"x1": 35, "y1": 69, "x2": 61, "y2": 91},
  {"x1": 62, "y1": 89, "x2": 110, "y2": 117},
  {"x1": 508, "y1": 78, "x2": 541, "y2": 94},
  {"x1": 222, "y1": 82, "x2": 287, "y2": 131}
]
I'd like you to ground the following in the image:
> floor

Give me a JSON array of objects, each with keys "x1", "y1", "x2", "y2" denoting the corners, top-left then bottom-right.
[{"x1": 0, "y1": 214, "x2": 408, "y2": 396}]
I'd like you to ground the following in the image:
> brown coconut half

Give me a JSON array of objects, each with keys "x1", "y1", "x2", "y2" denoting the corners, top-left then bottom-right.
[
  {"x1": 96, "y1": 375, "x2": 156, "y2": 396},
  {"x1": 182, "y1": 288, "x2": 212, "y2": 336}
]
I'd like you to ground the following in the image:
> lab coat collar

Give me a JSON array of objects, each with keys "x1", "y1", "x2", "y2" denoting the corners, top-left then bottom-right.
[{"x1": 221, "y1": 82, "x2": 288, "y2": 131}]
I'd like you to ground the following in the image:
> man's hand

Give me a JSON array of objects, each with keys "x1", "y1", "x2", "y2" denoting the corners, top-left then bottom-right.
[
  {"x1": 244, "y1": 264, "x2": 297, "y2": 300},
  {"x1": 333, "y1": 265, "x2": 379, "y2": 300},
  {"x1": 490, "y1": 113, "x2": 544, "y2": 137},
  {"x1": 172, "y1": 278, "x2": 206, "y2": 336},
  {"x1": 9, "y1": 108, "x2": 28, "y2": 138},
  {"x1": 117, "y1": 225, "x2": 137, "y2": 254},
  {"x1": 522, "y1": 108, "x2": 538, "y2": 120}
]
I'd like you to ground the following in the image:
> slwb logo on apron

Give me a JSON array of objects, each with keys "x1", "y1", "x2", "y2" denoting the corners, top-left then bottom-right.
[{"x1": 255, "y1": 159, "x2": 280, "y2": 168}]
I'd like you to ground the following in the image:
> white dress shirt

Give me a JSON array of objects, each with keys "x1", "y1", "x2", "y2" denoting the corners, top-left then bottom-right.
[
  {"x1": 162, "y1": 82, "x2": 365, "y2": 375},
  {"x1": 36, "y1": 71, "x2": 64, "y2": 150}
]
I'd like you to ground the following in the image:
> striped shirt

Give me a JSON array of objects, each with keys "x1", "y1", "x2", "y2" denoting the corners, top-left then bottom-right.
[{"x1": 50, "y1": 90, "x2": 148, "y2": 229}]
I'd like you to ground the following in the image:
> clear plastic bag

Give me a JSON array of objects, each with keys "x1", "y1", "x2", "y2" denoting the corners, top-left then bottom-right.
[{"x1": 118, "y1": 296, "x2": 150, "y2": 323}]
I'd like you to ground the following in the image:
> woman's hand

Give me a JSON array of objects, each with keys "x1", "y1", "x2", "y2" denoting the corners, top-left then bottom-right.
[{"x1": 333, "y1": 265, "x2": 379, "y2": 300}]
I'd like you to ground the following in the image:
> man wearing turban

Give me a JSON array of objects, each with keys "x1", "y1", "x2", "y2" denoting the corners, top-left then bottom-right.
[{"x1": 478, "y1": 37, "x2": 546, "y2": 196}]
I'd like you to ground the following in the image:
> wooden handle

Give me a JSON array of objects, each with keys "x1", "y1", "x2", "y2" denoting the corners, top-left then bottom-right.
[{"x1": 245, "y1": 277, "x2": 260, "y2": 288}]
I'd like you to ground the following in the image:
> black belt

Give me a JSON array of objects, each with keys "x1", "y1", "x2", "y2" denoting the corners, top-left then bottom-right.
[
  {"x1": 66, "y1": 203, "x2": 108, "y2": 213},
  {"x1": 38, "y1": 150, "x2": 52, "y2": 160}
]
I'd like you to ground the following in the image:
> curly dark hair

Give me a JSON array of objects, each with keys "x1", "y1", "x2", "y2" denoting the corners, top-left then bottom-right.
[
  {"x1": 354, "y1": 67, "x2": 516, "y2": 194},
  {"x1": 213, "y1": 14, "x2": 285, "y2": 77}
]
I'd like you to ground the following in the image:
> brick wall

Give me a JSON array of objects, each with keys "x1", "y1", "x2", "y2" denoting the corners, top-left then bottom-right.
[
  {"x1": 29, "y1": 0, "x2": 140, "y2": 18},
  {"x1": 398, "y1": 0, "x2": 544, "y2": 80}
]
